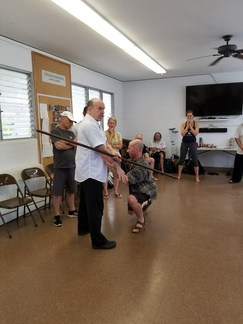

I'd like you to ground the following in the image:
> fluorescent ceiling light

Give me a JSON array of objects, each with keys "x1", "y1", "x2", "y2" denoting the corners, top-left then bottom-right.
[{"x1": 51, "y1": 0, "x2": 166, "y2": 74}]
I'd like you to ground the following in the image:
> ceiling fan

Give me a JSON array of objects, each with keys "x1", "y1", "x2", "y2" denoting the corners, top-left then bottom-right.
[{"x1": 187, "y1": 35, "x2": 243, "y2": 66}]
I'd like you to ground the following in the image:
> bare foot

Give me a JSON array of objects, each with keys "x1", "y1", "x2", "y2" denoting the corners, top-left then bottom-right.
[{"x1": 196, "y1": 178, "x2": 200, "y2": 182}]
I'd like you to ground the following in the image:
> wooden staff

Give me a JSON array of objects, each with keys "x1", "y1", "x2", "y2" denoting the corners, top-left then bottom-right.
[{"x1": 36, "y1": 129, "x2": 178, "y2": 179}]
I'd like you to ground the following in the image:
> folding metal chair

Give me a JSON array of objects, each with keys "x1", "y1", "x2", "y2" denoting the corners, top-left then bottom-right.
[
  {"x1": 21, "y1": 167, "x2": 53, "y2": 222},
  {"x1": 0, "y1": 173, "x2": 38, "y2": 238}
]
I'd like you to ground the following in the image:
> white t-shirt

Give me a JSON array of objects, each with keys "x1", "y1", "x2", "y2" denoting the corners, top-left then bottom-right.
[
  {"x1": 75, "y1": 114, "x2": 108, "y2": 182},
  {"x1": 235, "y1": 123, "x2": 243, "y2": 155},
  {"x1": 150, "y1": 139, "x2": 166, "y2": 150}
]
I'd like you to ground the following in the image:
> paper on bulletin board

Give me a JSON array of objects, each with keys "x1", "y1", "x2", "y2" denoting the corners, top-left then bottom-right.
[
  {"x1": 41, "y1": 117, "x2": 52, "y2": 157},
  {"x1": 42, "y1": 142, "x2": 53, "y2": 158},
  {"x1": 41, "y1": 118, "x2": 50, "y2": 144},
  {"x1": 39, "y1": 103, "x2": 48, "y2": 119}
]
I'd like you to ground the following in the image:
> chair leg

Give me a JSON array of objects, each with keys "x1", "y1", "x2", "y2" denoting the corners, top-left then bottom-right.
[
  {"x1": 28, "y1": 196, "x2": 45, "y2": 223},
  {"x1": 36, "y1": 207, "x2": 45, "y2": 223},
  {"x1": 0, "y1": 213, "x2": 12, "y2": 238},
  {"x1": 25, "y1": 205, "x2": 38, "y2": 227},
  {"x1": 48, "y1": 196, "x2": 51, "y2": 209},
  {"x1": 60, "y1": 204, "x2": 65, "y2": 214}
]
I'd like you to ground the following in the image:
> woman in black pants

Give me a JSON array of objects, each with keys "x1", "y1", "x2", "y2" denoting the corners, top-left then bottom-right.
[{"x1": 178, "y1": 110, "x2": 200, "y2": 182}]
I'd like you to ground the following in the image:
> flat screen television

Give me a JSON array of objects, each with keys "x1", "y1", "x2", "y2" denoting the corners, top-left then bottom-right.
[{"x1": 186, "y1": 82, "x2": 243, "y2": 117}]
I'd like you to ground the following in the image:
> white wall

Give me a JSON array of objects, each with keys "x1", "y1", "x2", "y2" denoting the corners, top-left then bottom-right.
[
  {"x1": 2, "y1": 36, "x2": 243, "y2": 172},
  {"x1": 0, "y1": 36, "x2": 123, "y2": 223},
  {"x1": 122, "y1": 73, "x2": 243, "y2": 168},
  {"x1": 0, "y1": 36, "x2": 123, "y2": 178},
  {"x1": 1, "y1": 36, "x2": 243, "y2": 224}
]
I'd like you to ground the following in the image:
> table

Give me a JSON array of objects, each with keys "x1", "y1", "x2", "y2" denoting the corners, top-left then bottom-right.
[{"x1": 197, "y1": 147, "x2": 237, "y2": 156}]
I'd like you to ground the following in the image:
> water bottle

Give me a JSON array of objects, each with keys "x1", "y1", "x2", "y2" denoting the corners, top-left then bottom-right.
[{"x1": 199, "y1": 137, "x2": 203, "y2": 147}]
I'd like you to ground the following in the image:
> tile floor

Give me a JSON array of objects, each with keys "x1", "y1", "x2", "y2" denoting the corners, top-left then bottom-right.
[{"x1": 1, "y1": 171, "x2": 243, "y2": 324}]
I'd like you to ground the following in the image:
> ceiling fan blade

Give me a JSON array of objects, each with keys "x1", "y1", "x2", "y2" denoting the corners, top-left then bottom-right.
[
  {"x1": 209, "y1": 56, "x2": 224, "y2": 66},
  {"x1": 186, "y1": 54, "x2": 219, "y2": 61},
  {"x1": 236, "y1": 49, "x2": 243, "y2": 53},
  {"x1": 233, "y1": 54, "x2": 243, "y2": 60}
]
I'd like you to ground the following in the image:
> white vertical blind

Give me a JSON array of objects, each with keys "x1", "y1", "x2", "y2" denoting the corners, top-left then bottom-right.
[
  {"x1": 72, "y1": 84, "x2": 87, "y2": 122},
  {"x1": 102, "y1": 92, "x2": 113, "y2": 128},
  {"x1": 0, "y1": 68, "x2": 34, "y2": 140},
  {"x1": 72, "y1": 84, "x2": 113, "y2": 130},
  {"x1": 88, "y1": 88, "x2": 100, "y2": 99}
]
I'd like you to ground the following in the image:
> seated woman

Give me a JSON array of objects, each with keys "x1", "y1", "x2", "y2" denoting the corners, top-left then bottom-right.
[{"x1": 150, "y1": 132, "x2": 166, "y2": 173}]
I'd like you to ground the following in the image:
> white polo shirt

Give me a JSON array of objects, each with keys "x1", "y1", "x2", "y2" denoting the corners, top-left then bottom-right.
[{"x1": 75, "y1": 114, "x2": 108, "y2": 182}]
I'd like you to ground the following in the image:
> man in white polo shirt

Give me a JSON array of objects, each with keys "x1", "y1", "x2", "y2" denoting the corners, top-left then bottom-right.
[{"x1": 75, "y1": 98, "x2": 127, "y2": 249}]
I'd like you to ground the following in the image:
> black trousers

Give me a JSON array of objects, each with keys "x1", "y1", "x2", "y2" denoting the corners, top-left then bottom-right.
[
  {"x1": 78, "y1": 178, "x2": 107, "y2": 246},
  {"x1": 231, "y1": 153, "x2": 243, "y2": 183},
  {"x1": 178, "y1": 142, "x2": 199, "y2": 167}
]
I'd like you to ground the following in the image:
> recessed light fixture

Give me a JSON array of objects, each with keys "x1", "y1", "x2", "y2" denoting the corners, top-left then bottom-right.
[{"x1": 51, "y1": 0, "x2": 166, "y2": 74}]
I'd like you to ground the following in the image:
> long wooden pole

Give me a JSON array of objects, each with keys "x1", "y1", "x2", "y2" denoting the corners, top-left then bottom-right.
[{"x1": 36, "y1": 129, "x2": 178, "y2": 179}]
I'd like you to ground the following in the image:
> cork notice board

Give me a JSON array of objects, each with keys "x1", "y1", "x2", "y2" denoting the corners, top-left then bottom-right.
[{"x1": 32, "y1": 52, "x2": 72, "y2": 169}]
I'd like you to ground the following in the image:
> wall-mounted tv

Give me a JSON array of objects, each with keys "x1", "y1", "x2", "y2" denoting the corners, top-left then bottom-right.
[{"x1": 186, "y1": 82, "x2": 243, "y2": 117}]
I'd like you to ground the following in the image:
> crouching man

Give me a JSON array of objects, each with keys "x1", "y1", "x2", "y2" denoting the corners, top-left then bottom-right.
[{"x1": 126, "y1": 139, "x2": 157, "y2": 233}]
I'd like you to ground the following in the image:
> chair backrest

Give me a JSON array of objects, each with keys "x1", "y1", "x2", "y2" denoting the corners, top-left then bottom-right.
[
  {"x1": 0, "y1": 174, "x2": 17, "y2": 186},
  {"x1": 21, "y1": 167, "x2": 51, "y2": 192},
  {"x1": 45, "y1": 163, "x2": 54, "y2": 182},
  {"x1": 21, "y1": 167, "x2": 46, "y2": 181},
  {"x1": 0, "y1": 173, "x2": 24, "y2": 200}
]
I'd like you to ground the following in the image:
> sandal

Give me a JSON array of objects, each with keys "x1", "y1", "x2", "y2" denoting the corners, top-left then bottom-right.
[
  {"x1": 132, "y1": 220, "x2": 145, "y2": 233},
  {"x1": 114, "y1": 193, "x2": 122, "y2": 198},
  {"x1": 104, "y1": 194, "x2": 109, "y2": 199}
]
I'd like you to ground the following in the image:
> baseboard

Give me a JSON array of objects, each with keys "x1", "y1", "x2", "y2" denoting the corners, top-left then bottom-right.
[{"x1": 204, "y1": 166, "x2": 233, "y2": 173}]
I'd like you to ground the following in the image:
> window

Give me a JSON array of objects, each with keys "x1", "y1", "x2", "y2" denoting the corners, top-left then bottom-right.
[
  {"x1": 72, "y1": 84, "x2": 87, "y2": 122},
  {"x1": 102, "y1": 92, "x2": 113, "y2": 128},
  {"x1": 0, "y1": 68, "x2": 34, "y2": 140},
  {"x1": 71, "y1": 84, "x2": 113, "y2": 129}
]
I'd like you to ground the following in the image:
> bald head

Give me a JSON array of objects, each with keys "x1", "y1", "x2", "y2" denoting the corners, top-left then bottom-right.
[
  {"x1": 131, "y1": 139, "x2": 143, "y2": 151},
  {"x1": 86, "y1": 98, "x2": 105, "y2": 121},
  {"x1": 127, "y1": 139, "x2": 144, "y2": 159}
]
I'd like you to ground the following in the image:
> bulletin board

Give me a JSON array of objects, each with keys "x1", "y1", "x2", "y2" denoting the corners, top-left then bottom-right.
[{"x1": 32, "y1": 52, "x2": 72, "y2": 169}]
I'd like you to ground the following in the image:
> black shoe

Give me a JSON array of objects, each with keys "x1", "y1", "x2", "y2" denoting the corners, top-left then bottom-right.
[
  {"x1": 68, "y1": 209, "x2": 78, "y2": 217},
  {"x1": 53, "y1": 215, "x2": 62, "y2": 227},
  {"x1": 92, "y1": 240, "x2": 116, "y2": 250},
  {"x1": 78, "y1": 230, "x2": 89, "y2": 236}
]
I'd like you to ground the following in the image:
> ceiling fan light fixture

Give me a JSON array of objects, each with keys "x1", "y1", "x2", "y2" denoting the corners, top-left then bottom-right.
[
  {"x1": 51, "y1": 0, "x2": 166, "y2": 74},
  {"x1": 188, "y1": 34, "x2": 243, "y2": 66}
]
